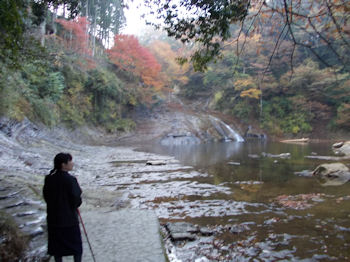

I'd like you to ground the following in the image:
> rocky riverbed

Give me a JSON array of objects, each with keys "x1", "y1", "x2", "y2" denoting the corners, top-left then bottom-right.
[
  {"x1": 0, "y1": 117, "x2": 239, "y2": 261},
  {"x1": 1, "y1": 115, "x2": 350, "y2": 262}
]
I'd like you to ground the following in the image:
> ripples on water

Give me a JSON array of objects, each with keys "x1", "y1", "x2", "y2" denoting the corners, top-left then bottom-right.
[{"x1": 138, "y1": 141, "x2": 350, "y2": 261}]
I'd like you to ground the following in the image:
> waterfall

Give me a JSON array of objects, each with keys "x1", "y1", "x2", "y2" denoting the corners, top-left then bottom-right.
[
  {"x1": 220, "y1": 121, "x2": 245, "y2": 142},
  {"x1": 209, "y1": 116, "x2": 244, "y2": 142}
]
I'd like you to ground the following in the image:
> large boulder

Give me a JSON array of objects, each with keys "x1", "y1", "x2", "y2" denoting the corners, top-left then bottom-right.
[
  {"x1": 313, "y1": 163, "x2": 350, "y2": 186},
  {"x1": 332, "y1": 141, "x2": 350, "y2": 156}
]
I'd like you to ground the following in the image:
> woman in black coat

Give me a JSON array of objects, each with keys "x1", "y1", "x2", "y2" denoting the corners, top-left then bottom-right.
[{"x1": 43, "y1": 153, "x2": 83, "y2": 262}]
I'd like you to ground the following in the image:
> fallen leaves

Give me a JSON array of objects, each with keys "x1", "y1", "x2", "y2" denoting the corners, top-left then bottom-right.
[{"x1": 274, "y1": 193, "x2": 326, "y2": 210}]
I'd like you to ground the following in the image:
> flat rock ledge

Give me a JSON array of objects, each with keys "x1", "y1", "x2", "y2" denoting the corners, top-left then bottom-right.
[
  {"x1": 164, "y1": 222, "x2": 214, "y2": 242},
  {"x1": 63, "y1": 209, "x2": 166, "y2": 262}
]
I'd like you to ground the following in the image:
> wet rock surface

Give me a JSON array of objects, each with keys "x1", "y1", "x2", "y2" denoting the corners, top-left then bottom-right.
[{"x1": 0, "y1": 117, "x2": 246, "y2": 261}]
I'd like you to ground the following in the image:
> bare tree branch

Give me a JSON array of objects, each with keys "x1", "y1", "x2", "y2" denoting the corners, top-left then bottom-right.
[
  {"x1": 325, "y1": 0, "x2": 350, "y2": 49},
  {"x1": 307, "y1": 17, "x2": 346, "y2": 65},
  {"x1": 232, "y1": 0, "x2": 265, "y2": 72},
  {"x1": 262, "y1": 23, "x2": 288, "y2": 79}
]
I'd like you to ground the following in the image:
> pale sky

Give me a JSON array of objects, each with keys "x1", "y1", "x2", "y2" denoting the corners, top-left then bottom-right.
[{"x1": 121, "y1": 1, "x2": 151, "y2": 36}]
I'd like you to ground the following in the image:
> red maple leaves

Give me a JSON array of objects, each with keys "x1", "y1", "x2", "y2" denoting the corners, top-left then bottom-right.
[
  {"x1": 56, "y1": 16, "x2": 91, "y2": 56},
  {"x1": 107, "y1": 34, "x2": 163, "y2": 89}
]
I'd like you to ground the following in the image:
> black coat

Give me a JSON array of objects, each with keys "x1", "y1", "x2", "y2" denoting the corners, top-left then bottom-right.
[{"x1": 43, "y1": 170, "x2": 82, "y2": 227}]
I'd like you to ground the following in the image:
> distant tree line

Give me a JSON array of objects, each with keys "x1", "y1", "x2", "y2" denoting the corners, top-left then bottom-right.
[{"x1": 0, "y1": 0, "x2": 349, "y2": 137}]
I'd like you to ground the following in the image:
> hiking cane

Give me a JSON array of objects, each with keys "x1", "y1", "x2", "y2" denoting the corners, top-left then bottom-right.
[{"x1": 77, "y1": 209, "x2": 97, "y2": 262}]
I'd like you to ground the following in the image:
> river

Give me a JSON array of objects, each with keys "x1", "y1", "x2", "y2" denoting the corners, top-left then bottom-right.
[{"x1": 138, "y1": 140, "x2": 350, "y2": 261}]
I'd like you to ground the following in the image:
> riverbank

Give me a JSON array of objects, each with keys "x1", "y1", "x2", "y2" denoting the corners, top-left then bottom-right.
[
  {"x1": 0, "y1": 119, "x2": 174, "y2": 261},
  {"x1": 2, "y1": 116, "x2": 350, "y2": 261}
]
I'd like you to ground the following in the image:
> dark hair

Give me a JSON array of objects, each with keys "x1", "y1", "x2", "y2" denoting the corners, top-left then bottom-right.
[{"x1": 49, "y1": 153, "x2": 72, "y2": 175}]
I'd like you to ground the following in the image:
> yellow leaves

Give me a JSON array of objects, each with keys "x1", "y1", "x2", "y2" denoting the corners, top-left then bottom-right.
[
  {"x1": 234, "y1": 76, "x2": 260, "y2": 99},
  {"x1": 213, "y1": 91, "x2": 223, "y2": 104},
  {"x1": 128, "y1": 95, "x2": 137, "y2": 106},
  {"x1": 234, "y1": 77, "x2": 256, "y2": 91},
  {"x1": 235, "y1": 79, "x2": 251, "y2": 90},
  {"x1": 240, "y1": 88, "x2": 261, "y2": 99}
]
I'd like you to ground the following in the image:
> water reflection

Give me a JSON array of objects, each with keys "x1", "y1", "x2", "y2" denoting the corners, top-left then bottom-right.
[
  {"x1": 137, "y1": 141, "x2": 350, "y2": 261},
  {"x1": 143, "y1": 140, "x2": 334, "y2": 165},
  {"x1": 142, "y1": 141, "x2": 250, "y2": 167}
]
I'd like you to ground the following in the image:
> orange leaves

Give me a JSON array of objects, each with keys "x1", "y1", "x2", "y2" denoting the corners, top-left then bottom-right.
[
  {"x1": 107, "y1": 34, "x2": 163, "y2": 89},
  {"x1": 148, "y1": 40, "x2": 190, "y2": 88}
]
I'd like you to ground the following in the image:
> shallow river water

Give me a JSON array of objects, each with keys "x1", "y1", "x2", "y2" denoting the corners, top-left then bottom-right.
[{"x1": 139, "y1": 141, "x2": 350, "y2": 261}]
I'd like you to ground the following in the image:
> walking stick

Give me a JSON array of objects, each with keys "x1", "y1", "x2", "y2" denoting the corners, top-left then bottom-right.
[{"x1": 77, "y1": 209, "x2": 97, "y2": 262}]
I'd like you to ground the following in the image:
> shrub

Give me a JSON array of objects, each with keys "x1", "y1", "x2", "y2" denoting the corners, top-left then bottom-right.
[
  {"x1": 31, "y1": 98, "x2": 58, "y2": 126},
  {"x1": 232, "y1": 100, "x2": 252, "y2": 121},
  {"x1": 0, "y1": 211, "x2": 28, "y2": 261},
  {"x1": 262, "y1": 97, "x2": 313, "y2": 135},
  {"x1": 336, "y1": 103, "x2": 350, "y2": 129},
  {"x1": 105, "y1": 118, "x2": 136, "y2": 133}
]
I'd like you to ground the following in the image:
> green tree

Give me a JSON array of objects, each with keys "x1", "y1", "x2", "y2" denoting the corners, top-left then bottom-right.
[
  {"x1": 0, "y1": 0, "x2": 27, "y2": 62},
  {"x1": 85, "y1": 68, "x2": 124, "y2": 124},
  {"x1": 80, "y1": 0, "x2": 125, "y2": 52},
  {"x1": 0, "y1": 0, "x2": 81, "y2": 64}
]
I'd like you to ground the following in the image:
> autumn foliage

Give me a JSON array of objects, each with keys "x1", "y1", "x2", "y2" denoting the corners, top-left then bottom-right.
[
  {"x1": 56, "y1": 16, "x2": 91, "y2": 56},
  {"x1": 148, "y1": 40, "x2": 189, "y2": 89},
  {"x1": 107, "y1": 34, "x2": 163, "y2": 89}
]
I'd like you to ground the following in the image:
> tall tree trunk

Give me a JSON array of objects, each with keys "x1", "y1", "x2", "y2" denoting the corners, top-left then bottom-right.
[
  {"x1": 39, "y1": 19, "x2": 46, "y2": 46},
  {"x1": 86, "y1": 0, "x2": 89, "y2": 17},
  {"x1": 52, "y1": 7, "x2": 58, "y2": 35},
  {"x1": 92, "y1": 3, "x2": 99, "y2": 57},
  {"x1": 62, "y1": 4, "x2": 66, "y2": 18},
  {"x1": 92, "y1": 21, "x2": 96, "y2": 57}
]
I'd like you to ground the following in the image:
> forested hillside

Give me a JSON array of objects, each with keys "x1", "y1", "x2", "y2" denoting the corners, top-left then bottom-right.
[{"x1": 0, "y1": 0, "x2": 349, "y2": 138}]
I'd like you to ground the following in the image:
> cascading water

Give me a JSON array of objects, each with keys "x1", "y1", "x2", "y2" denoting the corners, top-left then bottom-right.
[
  {"x1": 220, "y1": 121, "x2": 245, "y2": 142},
  {"x1": 209, "y1": 116, "x2": 244, "y2": 142}
]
